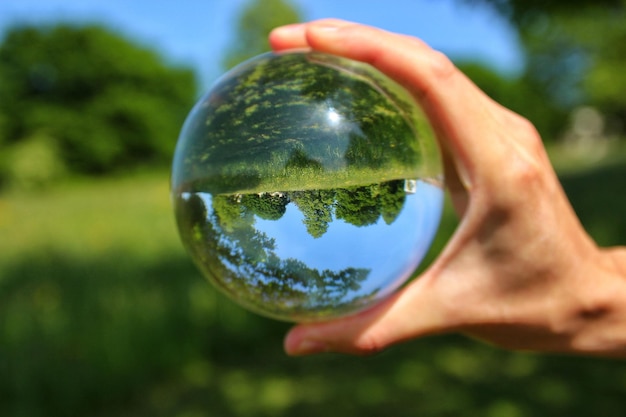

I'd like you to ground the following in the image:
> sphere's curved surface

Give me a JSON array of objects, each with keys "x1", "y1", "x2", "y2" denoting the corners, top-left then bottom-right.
[{"x1": 171, "y1": 51, "x2": 443, "y2": 322}]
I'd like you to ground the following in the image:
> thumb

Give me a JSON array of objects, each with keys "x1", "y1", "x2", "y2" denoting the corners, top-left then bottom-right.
[{"x1": 284, "y1": 273, "x2": 449, "y2": 355}]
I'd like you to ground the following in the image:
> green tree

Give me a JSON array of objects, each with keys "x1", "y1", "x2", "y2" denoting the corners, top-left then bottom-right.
[
  {"x1": 0, "y1": 23, "x2": 197, "y2": 177},
  {"x1": 335, "y1": 185, "x2": 381, "y2": 227},
  {"x1": 221, "y1": 0, "x2": 302, "y2": 70},
  {"x1": 212, "y1": 194, "x2": 255, "y2": 233},
  {"x1": 465, "y1": 0, "x2": 626, "y2": 139},
  {"x1": 457, "y1": 62, "x2": 568, "y2": 142},
  {"x1": 241, "y1": 192, "x2": 290, "y2": 221},
  {"x1": 379, "y1": 180, "x2": 407, "y2": 225},
  {"x1": 292, "y1": 189, "x2": 336, "y2": 238}
]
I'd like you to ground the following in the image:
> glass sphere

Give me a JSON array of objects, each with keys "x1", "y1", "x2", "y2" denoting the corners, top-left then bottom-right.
[{"x1": 171, "y1": 50, "x2": 443, "y2": 322}]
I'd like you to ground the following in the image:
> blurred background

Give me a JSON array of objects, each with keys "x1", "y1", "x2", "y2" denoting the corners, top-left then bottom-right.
[{"x1": 0, "y1": 0, "x2": 625, "y2": 416}]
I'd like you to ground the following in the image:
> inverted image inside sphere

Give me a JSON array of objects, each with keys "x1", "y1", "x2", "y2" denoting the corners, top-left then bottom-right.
[{"x1": 172, "y1": 50, "x2": 443, "y2": 322}]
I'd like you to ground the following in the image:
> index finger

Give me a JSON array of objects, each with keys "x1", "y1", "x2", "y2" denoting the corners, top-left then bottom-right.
[{"x1": 270, "y1": 20, "x2": 521, "y2": 190}]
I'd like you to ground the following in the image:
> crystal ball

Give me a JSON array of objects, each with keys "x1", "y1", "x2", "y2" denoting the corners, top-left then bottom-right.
[{"x1": 171, "y1": 50, "x2": 443, "y2": 322}]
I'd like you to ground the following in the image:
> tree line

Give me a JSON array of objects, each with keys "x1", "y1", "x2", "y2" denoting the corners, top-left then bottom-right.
[
  {"x1": 0, "y1": 23, "x2": 197, "y2": 189},
  {"x1": 212, "y1": 179, "x2": 408, "y2": 239},
  {"x1": 2, "y1": 0, "x2": 623, "y2": 191},
  {"x1": 175, "y1": 191, "x2": 377, "y2": 321}
]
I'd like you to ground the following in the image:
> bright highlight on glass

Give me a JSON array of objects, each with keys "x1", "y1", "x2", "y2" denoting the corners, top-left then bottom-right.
[{"x1": 171, "y1": 50, "x2": 444, "y2": 322}]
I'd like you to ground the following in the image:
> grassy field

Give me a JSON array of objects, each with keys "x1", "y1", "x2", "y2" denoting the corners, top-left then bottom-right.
[
  {"x1": 1, "y1": 151, "x2": 626, "y2": 416},
  {"x1": 0, "y1": 171, "x2": 181, "y2": 263}
]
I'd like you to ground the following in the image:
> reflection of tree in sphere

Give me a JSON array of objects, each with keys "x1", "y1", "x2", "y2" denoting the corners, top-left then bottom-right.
[{"x1": 171, "y1": 51, "x2": 444, "y2": 322}]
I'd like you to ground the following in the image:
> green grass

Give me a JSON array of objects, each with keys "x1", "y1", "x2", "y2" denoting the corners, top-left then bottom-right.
[
  {"x1": 0, "y1": 170, "x2": 182, "y2": 264},
  {"x1": 182, "y1": 146, "x2": 442, "y2": 195},
  {"x1": 1, "y1": 155, "x2": 626, "y2": 417}
]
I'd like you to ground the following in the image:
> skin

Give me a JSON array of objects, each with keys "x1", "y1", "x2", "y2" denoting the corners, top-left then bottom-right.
[{"x1": 269, "y1": 19, "x2": 626, "y2": 357}]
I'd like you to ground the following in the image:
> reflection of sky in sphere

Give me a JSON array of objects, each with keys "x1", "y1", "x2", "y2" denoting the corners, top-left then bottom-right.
[{"x1": 254, "y1": 180, "x2": 443, "y2": 298}]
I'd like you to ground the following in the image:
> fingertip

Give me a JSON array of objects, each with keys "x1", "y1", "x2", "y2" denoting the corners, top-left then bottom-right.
[
  {"x1": 303, "y1": 19, "x2": 360, "y2": 52},
  {"x1": 269, "y1": 19, "x2": 353, "y2": 51},
  {"x1": 269, "y1": 23, "x2": 307, "y2": 50},
  {"x1": 283, "y1": 326, "x2": 301, "y2": 355},
  {"x1": 282, "y1": 299, "x2": 397, "y2": 356},
  {"x1": 284, "y1": 326, "x2": 329, "y2": 356}
]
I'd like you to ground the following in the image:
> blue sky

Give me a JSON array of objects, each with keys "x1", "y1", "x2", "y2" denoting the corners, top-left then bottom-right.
[{"x1": 0, "y1": 0, "x2": 524, "y2": 89}]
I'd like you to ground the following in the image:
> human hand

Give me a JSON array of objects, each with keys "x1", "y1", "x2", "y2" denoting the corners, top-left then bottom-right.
[{"x1": 269, "y1": 19, "x2": 626, "y2": 357}]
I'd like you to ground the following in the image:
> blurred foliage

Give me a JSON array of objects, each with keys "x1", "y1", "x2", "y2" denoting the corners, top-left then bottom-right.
[
  {"x1": 0, "y1": 133, "x2": 67, "y2": 190},
  {"x1": 465, "y1": 0, "x2": 626, "y2": 140},
  {"x1": 1, "y1": 166, "x2": 626, "y2": 416},
  {"x1": 0, "y1": 23, "x2": 197, "y2": 184},
  {"x1": 1, "y1": 1, "x2": 625, "y2": 416},
  {"x1": 560, "y1": 162, "x2": 626, "y2": 247},
  {"x1": 456, "y1": 62, "x2": 568, "y2": 140},
  {"x1": 221, "y1": 0, "x2": 302, "y2": 70}
]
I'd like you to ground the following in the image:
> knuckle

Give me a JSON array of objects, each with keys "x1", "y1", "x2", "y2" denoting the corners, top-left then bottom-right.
[
  {"x1": 410, "y1": 49, "x2": 457, "y2": 102},
  {"x1": 508, "y1": 154, "x2": 544, "y2": 186},
  {"x1": 427, "y1": 50, "x2": 456, "y2": 82},
  {"x1": 489, "y1": 114, "x2": 551, "y2": 194},
  {"x1": 515, "y1": 116, "x2": 543, "y2": 148},
  {"x1": 494, "y1": 158, "x2": 549, "y2": 212},
  {"x1": 481, "y1": 147, "x2": 550, "y2": 212}
]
